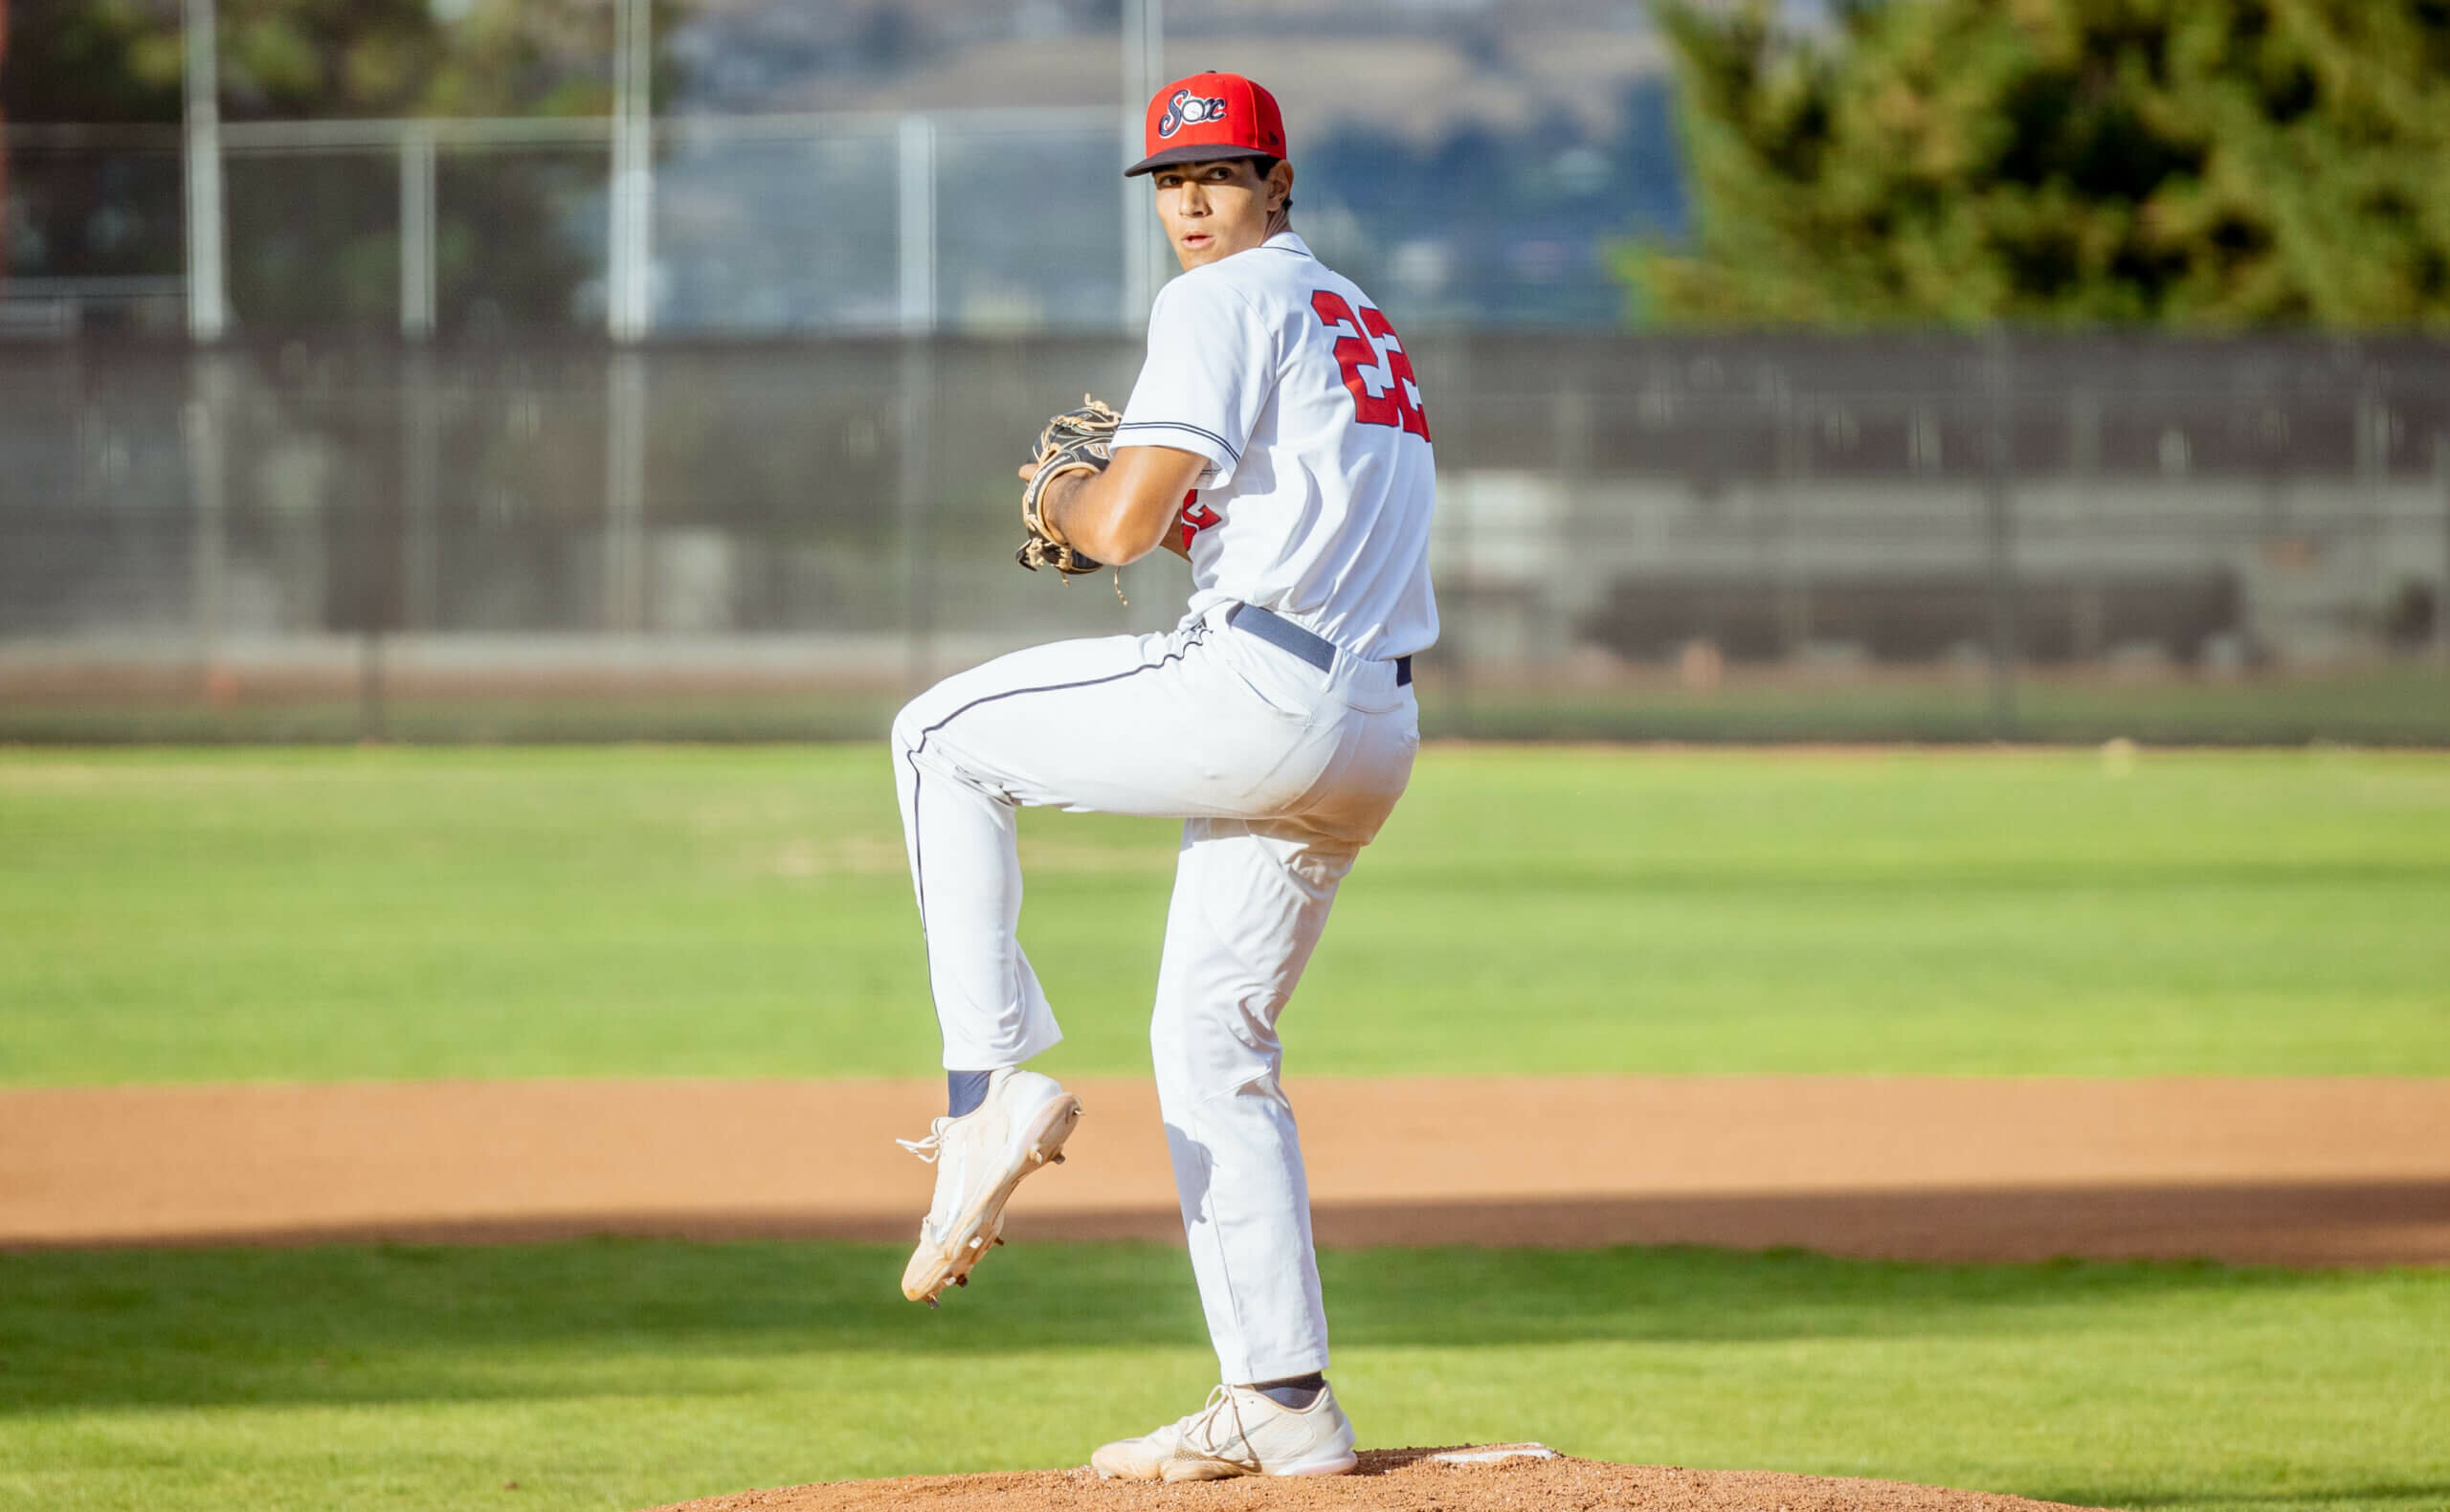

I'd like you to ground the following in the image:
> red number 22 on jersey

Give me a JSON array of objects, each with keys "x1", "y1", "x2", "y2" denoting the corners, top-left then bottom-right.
[
  {"x1": 1178, "y1": 490, "x2": 1221, "y2": 548},
  {"x1": 1310, "y1": 290, "x2": 1430, "y2": 441}
]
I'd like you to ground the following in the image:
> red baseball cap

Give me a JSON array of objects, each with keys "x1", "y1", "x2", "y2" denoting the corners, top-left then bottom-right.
[{"x1": 1125, "y1": 72, "x2": 1288, "y2": 177}]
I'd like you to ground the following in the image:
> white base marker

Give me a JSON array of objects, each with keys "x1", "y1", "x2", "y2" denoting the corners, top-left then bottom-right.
[{"x1": 1427, "y1": 1444, "x2": 1562, "y2": 1466}]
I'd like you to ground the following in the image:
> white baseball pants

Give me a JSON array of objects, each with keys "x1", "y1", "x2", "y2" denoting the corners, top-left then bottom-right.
[{"x1": 889, "y1": 600, "x2": 1419, "y2": 1385}]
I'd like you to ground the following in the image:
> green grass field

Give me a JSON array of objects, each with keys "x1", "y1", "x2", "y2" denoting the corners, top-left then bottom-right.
[
  {"x1": 2, "y1": 745, "x2": 2445, "y2": 1082},
  {"x1": 3, "y1": 745, "x2": 2446, "y2": 1512},
  {"x1": 5, "y1": 1241, "x2": 2445, "y2": 1512}
]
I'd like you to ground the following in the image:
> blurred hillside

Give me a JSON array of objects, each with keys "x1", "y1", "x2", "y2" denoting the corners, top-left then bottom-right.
[{"x1": 669, "y1": 0, "x2": 1663, "y2": 139}]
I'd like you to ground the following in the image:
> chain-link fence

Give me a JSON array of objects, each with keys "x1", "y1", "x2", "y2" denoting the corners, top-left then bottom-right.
[
  {"x1": 2, "y1": 109, "x2": 1144, "y2": 340},
  {"x1": 3, "y1": 333, "x2": 2446, "y2": 744}
]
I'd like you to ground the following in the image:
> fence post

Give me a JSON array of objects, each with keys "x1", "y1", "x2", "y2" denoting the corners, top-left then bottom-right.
[
  {"x1": 399, "y1": 124, "x2": 436, "y2": 341},
  {"x1": 897, "y1": 115, "x2": 936, "y2": 335},
  {"x1": 897, "y1": 340, "x2": 936, "y2": 692},
  {"x1": 402, "y1": 347, "x2": 437, "y2": 632},
  {"x1": 1983, "y1": 333, "x2": 2018, "y2": 740},
  {"x1": 1119, "y1": 0, "x2": 1165, "y2": 328},
  {"x1": 605, "y1": 353, "x2": 648, "y2": 632},
  {"x1": 399, "y1": 129, "x2": 439, "y2": 643},
  {"x1": 607, "y1": 0, "x2": 655, "y2": 342},
  {"x1": 186, "y1": 354, "x2": 228, "y2": 691},
  {"x1": 181, "y1": 0, "x2": 228, "y2": 342}
]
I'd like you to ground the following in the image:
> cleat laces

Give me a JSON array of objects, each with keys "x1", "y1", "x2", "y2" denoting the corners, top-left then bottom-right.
[
  {"x1": 1180, "y1": 1386, "x2": 1260, "y2": 1470},
  {"x1": 895, "y1": 1119, "x2": 953, "y2": 1162}
]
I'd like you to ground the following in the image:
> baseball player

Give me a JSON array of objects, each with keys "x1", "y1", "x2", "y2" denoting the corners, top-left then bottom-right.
[{"x1": 888, "y1": 71, "x2": 1436, "y2": 1481}]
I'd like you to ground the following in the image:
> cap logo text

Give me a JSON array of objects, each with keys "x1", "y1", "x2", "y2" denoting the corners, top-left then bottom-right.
[{"x1": 1156, "y1": 88, "x2": 1228, "y2": 139}]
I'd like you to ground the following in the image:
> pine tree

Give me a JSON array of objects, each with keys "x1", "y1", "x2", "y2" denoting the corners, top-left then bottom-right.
[{"x1": 1621, "y1": 0, "x2": 2450, "y2": 328}]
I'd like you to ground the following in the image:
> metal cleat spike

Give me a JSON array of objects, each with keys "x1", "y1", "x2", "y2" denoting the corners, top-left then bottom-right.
[
  {"x1": 994, "y1": 1237, "x2": 1006, "y2": 1247},
  {"x1": 924, "y1": 1297, "x2": 939, "y2": 1310}
]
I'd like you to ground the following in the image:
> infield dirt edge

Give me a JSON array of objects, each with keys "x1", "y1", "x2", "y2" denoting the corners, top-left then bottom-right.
[
  {"x1": 643, "y1": 1447, "x2": 2110, "y2": 1512},
  {"x1": 7, "y1": 1076, "x2": 2447, "y2": 1265}
]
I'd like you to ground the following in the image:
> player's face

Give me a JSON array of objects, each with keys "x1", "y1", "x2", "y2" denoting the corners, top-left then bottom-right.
[{"x1": 1152, "y1": 158, "x2": 1294, "y2": 270}]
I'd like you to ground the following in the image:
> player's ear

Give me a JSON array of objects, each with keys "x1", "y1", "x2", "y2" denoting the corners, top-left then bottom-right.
[{"x1": 1268, "y1": 159, "x2": 1294, "y2": 214}]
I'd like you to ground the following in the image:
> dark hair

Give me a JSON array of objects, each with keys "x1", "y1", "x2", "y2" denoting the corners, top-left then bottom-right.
[{"x1": 1250, "y1": 156, "x2": 1293, "y2": 213}]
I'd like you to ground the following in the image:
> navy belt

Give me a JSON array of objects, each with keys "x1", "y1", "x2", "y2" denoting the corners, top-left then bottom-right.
[{"x1": 1226, "y1": 603, "x2": 1412, "y2": 687}]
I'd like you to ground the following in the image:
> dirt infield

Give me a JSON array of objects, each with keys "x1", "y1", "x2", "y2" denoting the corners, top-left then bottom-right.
[
  {"x1": 643, "y1": 1446, "x2": 2103, "y2": 1512},
  {"x1": 5, "y1": 1076, "x2": 2447, "y2": 1263}
]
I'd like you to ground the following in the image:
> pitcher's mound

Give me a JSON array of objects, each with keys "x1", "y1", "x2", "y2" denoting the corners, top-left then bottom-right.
[{"x1": 645, "y1": 1446, "x2": 2104, "y2": 1512}]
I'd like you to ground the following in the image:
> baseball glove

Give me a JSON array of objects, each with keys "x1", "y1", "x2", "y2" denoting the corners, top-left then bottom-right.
[{"x1": 1017, "y1": 395, "x2": 1122, "y2": 579}]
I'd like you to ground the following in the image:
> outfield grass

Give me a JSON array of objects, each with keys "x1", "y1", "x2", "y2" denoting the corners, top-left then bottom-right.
[
  {"x1": 3, "y1": 745, "x2": 2446, "y2": 1083},
  {"x1": 4, "y1": 747, "x2": 2443, "y2": 1512},
  {"x1": 1, "y1": 1239, "x2": 2442, "y2": 1512}
]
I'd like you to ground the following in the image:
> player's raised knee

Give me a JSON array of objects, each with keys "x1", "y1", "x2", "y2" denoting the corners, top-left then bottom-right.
[
  {"x1": 893, "y1": 670, "x2": 975, "y2": 757},
  {"x1": 889, "y1": 694, "x2": 936, "y2": 758}
]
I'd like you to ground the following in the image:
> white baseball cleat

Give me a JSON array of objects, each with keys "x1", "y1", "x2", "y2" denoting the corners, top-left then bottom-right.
[
  {"x1": 1089, "y1": 1383, "x2": 1358, "y2": 1481},
  {"x1": 897, "y1": 1067, "x2": 1081, "y2": 1306}
]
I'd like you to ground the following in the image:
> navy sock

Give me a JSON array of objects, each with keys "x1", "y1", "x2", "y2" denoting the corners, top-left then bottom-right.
[
  {"x1": 1251, "y1": 1372, "x2": 1325, "y2": 1409},
  {"x1": 947, "y1": 1070, "x2": 992, "y2": 1119}
]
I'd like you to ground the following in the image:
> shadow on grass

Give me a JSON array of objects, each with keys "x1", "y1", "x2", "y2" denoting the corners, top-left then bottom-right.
[{"x1": 0, "y1": 1237, "x2": 2418, "y2": 1412}]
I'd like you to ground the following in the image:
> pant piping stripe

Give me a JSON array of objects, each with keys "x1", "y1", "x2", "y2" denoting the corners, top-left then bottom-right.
[{"x1": 902, "y1": 623, "x2": 1211, "y2": 1037}]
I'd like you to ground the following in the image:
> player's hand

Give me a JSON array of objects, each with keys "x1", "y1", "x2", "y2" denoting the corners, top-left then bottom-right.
[
  {"x1": 1020, "y1": 461, "x2": 1089, "y2": 514},
  {"x1": 1018, "y1": 460, "x2": 1092, "y2": 514}
]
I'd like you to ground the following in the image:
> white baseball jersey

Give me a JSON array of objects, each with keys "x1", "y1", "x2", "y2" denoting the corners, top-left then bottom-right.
[
  {"x1": 891, "y1": 227, "x2": 1433, "y2": 1392},
  {"x1": 1116, "y1": 231, "x2": 1438, "y2": 662}
]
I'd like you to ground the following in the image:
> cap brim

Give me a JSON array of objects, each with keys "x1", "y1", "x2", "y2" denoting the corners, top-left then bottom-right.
[{"x1": 1124, "y1": 143, "x2": 1277, "y2": 177}]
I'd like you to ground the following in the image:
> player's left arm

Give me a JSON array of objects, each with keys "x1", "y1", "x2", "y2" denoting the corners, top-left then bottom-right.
[
  {"x1": 1043, "y1": 273, "x2": 1271, "y2": 567},
  {"x1": 1018, "y1": 445, "x2": 1204, "y2": 567}
]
